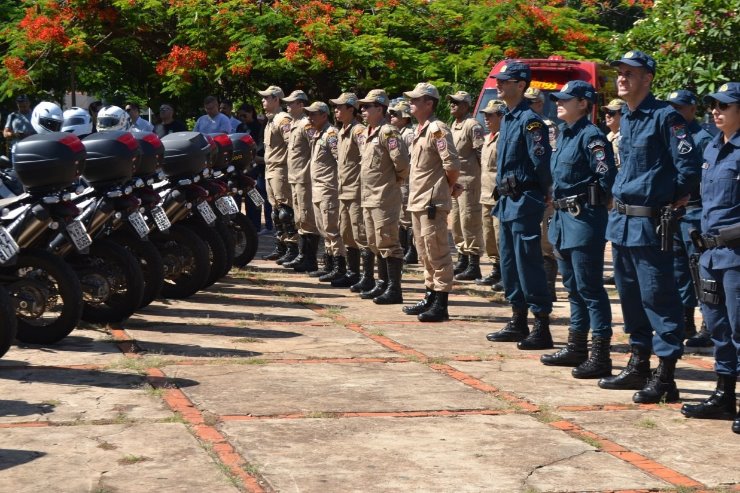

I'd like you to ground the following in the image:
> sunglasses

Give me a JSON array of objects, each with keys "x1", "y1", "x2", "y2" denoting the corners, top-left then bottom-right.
[
  {"x1": 709, "y1": 100, "x2": 732, "y2": 111},
  {"x1": 360, "y1": 104, "x2": 379, "y2": 110},
  {"x1": 604, "y1": 110, "x2": 620, "y2": 117}
]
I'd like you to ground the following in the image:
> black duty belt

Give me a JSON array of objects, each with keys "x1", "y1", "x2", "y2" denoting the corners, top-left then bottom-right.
[
  {"x1": 496, "y1": 181, "x2": 538, "y2": 197},
  {"x1": 613, "y1": 200, "x2": 659, "y2": 218},
  {"x1": 698, "y1": 234, "x2": 729, "y2": 250},
  {"x1": 552, "y1": 193, "x2": 588, "y2": 211}
]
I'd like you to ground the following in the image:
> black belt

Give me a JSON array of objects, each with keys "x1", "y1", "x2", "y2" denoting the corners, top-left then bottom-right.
[
  {"x1": 496, "y1": 181, "x2": 538, "y2": 197},
  {"x1": 614, "y1": 200, "x2": 659, "y2": 218},
  {"x1": 552, "y1": 193, "x2": 588, "y2": 212},
  {"x1": 698, "y1": 234, "x2": 728, "y2": 250}
]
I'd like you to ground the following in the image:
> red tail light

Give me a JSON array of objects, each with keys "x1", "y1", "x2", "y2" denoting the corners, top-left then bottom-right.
[
  {"x1": 116, "y1": 132, "x2": 139, "y2": 151},
  {"x1": 59, "y1": 134, "x2": 84, "y2": 153},
  {"x1": 142, "y1": 133, "x2": 163, "y2": 149},
  {"x1": 240, "y1": 134, "x2": 255, "y2": 146}
]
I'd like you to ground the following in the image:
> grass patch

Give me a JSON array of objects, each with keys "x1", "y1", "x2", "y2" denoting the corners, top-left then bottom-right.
[
  {"x1": 579, "y1": 435, "x2": 603, "y2": 449},
  {"x1": 369, "y1": 329, "x2": 386, "y2": 337},
  {"x1": 202, "y1": 412, "x2": 219, "y2": 426},
  {"x1": 426, "y1": 356, "x2": 449, "y2": 365},
  {"x1": 106, "y1": 354, "x2": 177, "y2": 373},
  {"x1": 233, "y1": 337, "x2": 265, "y2": 344},
  {"x1": 117, "y1": 455, "x2": 150, "y2": 465},
  {"x1": 534, "y1": 405, "x2": 562, "y2": 424},
  {"x1": 97, "y1": 440, "x2": 117, "y2": 451},
  {"x1": 162, "y1": 412, "x2": 186, "y2": 423},
  {"x1": 305, "y1": 411, "x2": 339, "y2": 418},
  {"x1": 636, "y1": 417, "x2": 658, "y2": 429},
  {"x1": 294, "y1": 295, "x2": 316, "y2": 304},
  {"x1": 242, "y1": 462, "x2": 261, "y2": 476},
  {"x1": 324, "y1": 305, "x2": 344, "y2": 315},
  {"x1": 140, "y1": 383, "x2": 165, "y2": 398}
]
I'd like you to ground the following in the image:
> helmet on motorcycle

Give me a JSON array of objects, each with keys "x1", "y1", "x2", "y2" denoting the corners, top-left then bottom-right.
[
  {"x1": 31, "y1": 101, "x2": 64, "y2": 134},
  {"x1": 96, "y1": 105, "x2": 131, "y2": 132},
  {"x1": 62, "y1": 107, "x2": 93, "y2": 136}
]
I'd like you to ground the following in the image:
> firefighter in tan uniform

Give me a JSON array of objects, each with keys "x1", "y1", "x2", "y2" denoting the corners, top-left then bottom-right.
[
  {"x1": 281, "y1": 90, "x2": 320, "y2": 273},
  {"x1": 447, "y1": 91, "x2": 485, "y2": 281},
  {"x1": 329, "y1": 93, "x2": 370, "y2": 290},
  {"x1": 476, "y1": 99, "x2": 506, "y2": 287},
  {"x1": 389, "y1": 100, "x2": 418, "y2": 265},
  {"x1": 259, "y1": 85, "x2": 298, "y2": 262},
  {"x1": 402, "y1": 83, "x2": 462, "y2": 322},
  {"x1": 356, "y1": 89, "x2": 410, "y2": 304},
  {"x1": 304, "y1": 101, "x2": 347, "y2": 282}
]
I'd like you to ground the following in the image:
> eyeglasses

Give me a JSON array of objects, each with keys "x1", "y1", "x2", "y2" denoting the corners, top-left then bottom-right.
[
  {"x1": 709, "y1": 100, "x2": 732, "y2": 111},
  {"x1": 124, "y1": 107, "x2": 133, "y2": 112},
  {"x1": 604, "y1": 110, "x2": 620, "y2": 117}
]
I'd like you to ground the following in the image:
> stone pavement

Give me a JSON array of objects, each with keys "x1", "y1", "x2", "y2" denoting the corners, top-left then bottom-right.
[{"x1": 0, "y1": 240, "x2": 738, "y2": 493}]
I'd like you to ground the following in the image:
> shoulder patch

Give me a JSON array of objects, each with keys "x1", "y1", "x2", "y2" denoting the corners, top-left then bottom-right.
[
  {"x1": 526, "y1": 121, "x2": 543, "y2": 132},
  {"x1": 587, "y1": 139, "x2": 607, "y2": 150},
  {"x1": 672, "y1": 124, "x2": 687, "y2": 140},
  {"x1": 354, "y1": 125, "x2": 365, "y2": 135}
]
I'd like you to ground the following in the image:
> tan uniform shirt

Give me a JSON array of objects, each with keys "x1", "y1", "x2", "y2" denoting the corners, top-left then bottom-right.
[
  {"x1": 607, "y1": 130, "x2": 621, "y2": 168},
  {"x1": 287, "y1": 116, "x2": 314, "y2": 184},
  {"x1": 337, "y1": 121, "x2": 366, "y2": 200},
  {"x1": 310, "y1": 122, "x2": 340, "y2": 199},
  {"x1": 399, "y1": 125, "x2": 414, "y2": 156},
  {"x1": 480, "y1": 131, "x2": 499, "y2": 206},
  {"x1": 360, "y1": 123, "x2": 410, "y2": 209},
  {"x1": 408, "y1": 117, "x2": 461, "y2": 212},
  {"x1": 264, "y1": 111, "x2": 292, "y2": 177},
  {"x1": 450, "y1": 116, "x2": 484, "y2": 185}
]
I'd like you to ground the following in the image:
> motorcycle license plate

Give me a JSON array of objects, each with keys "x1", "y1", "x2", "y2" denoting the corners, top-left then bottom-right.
[
  {"x1": 151, "y1": 206, "x2": 171, "y2": 232},
  {"x1": 197, "y1": 201, "x2": 217, "y2": 225},
  {"x1": 66, "y1": 220, "x2": 92, "y2": 252},
  {"x1": 0, "y1": 226, "x2": 19, "y2": 265},
  {"x1": 128, "y1": 211, "x2": 150, "y2": 239},
  {"x1": 247, "y1": 188, "x2": 264, "y2": 207},
  {"x1": 215, "y1": 196, "x2": 239, "y2": 216}
]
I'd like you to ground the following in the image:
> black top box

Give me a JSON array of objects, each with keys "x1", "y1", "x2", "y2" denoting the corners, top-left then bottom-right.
[
  {"x1": 14, "y1": 132, "x2": 86, "y2": 193},
  {"x1": 81, "y1": 131, "x2": 140, "y2": 188},
  {"x1": 161, "y1": 132, "x2": 212, "y2": 179},
  {"x1": 133, "y1": 132, "x2": 164, "y2": 177}
]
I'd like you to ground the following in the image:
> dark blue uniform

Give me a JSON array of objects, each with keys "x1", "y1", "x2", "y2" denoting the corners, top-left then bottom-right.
[
  {"x1": 549, "y1": 116, "x2": 617, "y2": 338},
  {"x1": 493, "y1": 99, "x2": 552, "y2": 314},
  {"x1": 606, "y1": 93, "x2": 702, "y2": 359},
  {"x1": 700, "y1": 130, "x2": 740, "y2": 376}
]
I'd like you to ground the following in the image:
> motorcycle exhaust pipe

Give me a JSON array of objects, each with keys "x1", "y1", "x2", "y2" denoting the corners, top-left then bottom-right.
[{"x1": 16, "y1": 215, "x2": 52, "y2": 249}]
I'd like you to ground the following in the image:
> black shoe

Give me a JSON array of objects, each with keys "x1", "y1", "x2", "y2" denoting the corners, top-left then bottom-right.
[
  {"x1": 518, "y1": 313, "x2": 554, "y2": 350},
  {"x1": 283, "y1": 235, "x2": 306, "y2": 269},
  {"x1": 486, "y1": 308, "x2": 528, "y2": 342},
  {"x1": 361, "y1": 255, "x2": 387, "y2": 299},
  {"x1": 633, "y1": 357, "x2": 680, "y2": 404},
  {"x1": 308, "y1": 253, "x2": 332, "y2": 277},
  {"x1": 541, "y1": 330, "x2": 588, "y2": 366},
  {"x1": 572, "y1": 336, "x2": 612, "y2": 379},
  {"x1": 403, "y1": 288, "x2": 435, "y2": 315},
  {"x1": 331, "y1": 248, "x2": 361, "y2": 288},
  {"x1": 275, "y1": 242, "x2": 298, "y2": 265},
  {"x1": 681, "y1": 374, "x2": 736, "y2": 419},
  {"x1": 455, "y1": 255, "x2": 482, "y2": 281},
  {"x1": 453, "y1": 253, "x2": 469, "y2": 275},
  {"x1": 734, "y1": 411, "x2": 740, "y2": 434},
  {"x1": 683, "y1": 306, "x2": 697, "y2": 340},
  {"x1": 319, "y1": 256, "x2": 347, "y2": 283},
  {"x1": 475, "y1": 262, "x2": 500, "y2": 286},
  {"x1": 350, "y1": 249, "x2": 376, "y2": 293},
  {"x1": 403, "y1": 228, "x2": 418, "y2": 265},
  {"x1": 491, "y1": 280, "x2": 504, "y2": 292},
  {"x1": 262, "y1": 238, "x2": 286, "y2": 261},
  {"x1": 685, "y1": 321, "x2": 713, "y2": 348},
  {"x1": 598, "y1": 346, "x2": 651, "y2": 390},
  {"x1": 603, "y1": 275, "x2": 615, "y2": 285},
  {"x1": 418, "y1": 291, "x2": 449, "y2": 322},
  {"x1": 293, "y1": 234, "x2": 320, "y2": 273},
  {"x1": 374, "y1": 257, "x2": 403, "y2": 305}
]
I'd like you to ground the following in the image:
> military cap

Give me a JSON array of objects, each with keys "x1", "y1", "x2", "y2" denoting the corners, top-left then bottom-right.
[
  {"x1": 446, "y1": 91, "x2": 472, "y2": 104},
  {"x1": 493, "y1": 62, "x2": 531, "y2": 82},
  {"x1": 403, "y1": 83, "x2": 440, "y2": 100},
  {"x1": 282, "y1": 90, "x2": 309, "y2": 103},
  {"x1": 389, "y1": 100, "x2": 412, "y2": 118},
  {"x1": 703, "y1": 82, "x2": 740, "y2": 104},
  {"x1": 610, "y1": 50, "x2": 656, "y2": 74},
  {"x1": 258, "y1": 85, "x2": 285, "y2": 99},
  {"x1": 479, "y1": 99, "x2": 506, "y2": 115},
  {"x1": 303, "y1": 101, "x2": 330, "y2": 114},
  {"x1": 601, "y1": 98, "x2": 626, "y2": 111},
  {"x1": 549, "y1": 80, "x2": 597, "y2": 103},
  {"x1": 666, "y1": 89, "x2": 697, "y2": 106},
  {"x1": 358, "y1": 89, "x2": 390, "y2": 106},
  {"x1": 329, "y1": 92, "x2": 359, "y2": 108},
  {"x1": 524, "y1": 87, "x2": 544, "y2": 102}
]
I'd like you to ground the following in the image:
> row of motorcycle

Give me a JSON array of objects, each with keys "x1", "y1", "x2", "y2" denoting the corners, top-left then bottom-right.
[{"x1": 0, "y1": 130, "x2": 263, "y2": 358}]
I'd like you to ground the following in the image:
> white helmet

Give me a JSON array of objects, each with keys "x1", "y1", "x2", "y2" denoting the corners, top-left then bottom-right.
[
  {"x1": 31, "y1": 101, "x2": 64, "y2": 134},
  {"x1": 96, "y1": 105, "x2": 131, "y2": 132},
  {"x1": 62, "y1": 107, "x2": 93, "y2": 136}
]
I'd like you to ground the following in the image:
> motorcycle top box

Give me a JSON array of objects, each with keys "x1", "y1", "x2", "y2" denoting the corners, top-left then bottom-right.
[
  {"x1": 207, "y1": 133, "x2": 234, "y2": 171},
  {"x1": 81, "y1": 131, "x2": 141, "y2": 188},
  {"x1": 133, "y1": 132, "x2": 164, "y2": 177},
  {"x1": 161, "y1": 132, "x2": 212, "y2": 179},
  {"x1": 14, "y1": 132, "x2": 86, "y2": 194},
  {"x1": 229, "y1": 133, "x2": 256, "y2": 171}
]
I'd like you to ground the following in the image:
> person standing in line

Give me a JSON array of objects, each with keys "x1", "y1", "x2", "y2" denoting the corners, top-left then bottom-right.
[
  {"x1": 601, "y1": 97, "x2": 626, "y2": 286},
  {"x1": 389, "y1": 100, "x2": 418, "y2": 265}
]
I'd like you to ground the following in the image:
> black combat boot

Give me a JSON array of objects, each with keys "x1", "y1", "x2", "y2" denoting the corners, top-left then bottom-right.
[
  {"x1": 399, "y1": 225, "x2": 408, "y2": 255},
  {"x1": 374, "y1": 257, "x2": 403, "y2": 304},
  {"x1": 455, "y1": 254, "x2": 482, "y2": 281},
  {"x1": 262, "y1": 214, "x2": 284, "y2": 261},
  {"x1": 518, "y1": 312, "x2": 554, "y2": 350},
  {"x1": 331, "y1": 247, "x2": 361, "y2": 288},
  {"x1": 283, "y1": 235, "x2": 305, "y2": 269},
  {"x1": 453, "y1": 253, "x2": 469, "y2": 276},
  {"x1": 309, "y1": 253, "x2": 332, "y2": 278},
  {"x1": 543, "y1": 256, "x2": 558, "y2": 302},
  {"x1": 418, "y1": 291, "x2": 449, "y2": 322},
  {"x1": 598, "y1": 346, "x2": 651, "y2": 390},
  {"x1": 403, "y1": 228, "x2": 418, "y2": 265},
  {"x1": 681, "y1": 374, "x2": 736, "y2": 419},
  {"x1": 541, "y1": 330, "x2": 588, "y2": 366},
  {"x1": 293, "y1": 234, "x2": 320, "y2": 273},
  {"x1": 633, "y1": 356, "x2": 680, "y2": 404},
  {"x1": 361, "y1": 255, "x2": 387, "y2": 299},
  {"x1": 491, "y1": 280, "x2": 504, "y2": 292},
  {"x1": 276, "y1": 241, "x2": 298, "y2": 265},
  {"x1": 486, "y1": 308, "x2": 529, "y2": 342},
  {"x1": 319, "y1": 255, "x2": 346, "y2": 283},
  {"x1": 734, "y1": 403, "x2": 740, "y2": 434},
  {"x1": 475, "y1": 262, "x2": 500, "y2": 286},
  {"x1": 403, "y1": 288, "x2": 435, "y2": 315},
  {"x1": 683, "y1": 306, "x2": 697, "y2": 340},
  {"x1": 685, "y1": 320, "x2": 713, "y2": 348},
  {"x1": 350, "y1": 249, "x2": 376, "y2": 293},
  {"x1": 572, "y1": 336, "x2": 613, "y2": 379}
]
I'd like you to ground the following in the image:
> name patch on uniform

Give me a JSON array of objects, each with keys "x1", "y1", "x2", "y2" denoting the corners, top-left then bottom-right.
[
  {"x1": 677, "y1": 139, "x2": 693, "y2": 155},
  {"x1": 387, "y1": 137, "x2": 399, "y2": 150},
  {"x1": 526, "y1": 121, "x2": 543, "y2": 132}
]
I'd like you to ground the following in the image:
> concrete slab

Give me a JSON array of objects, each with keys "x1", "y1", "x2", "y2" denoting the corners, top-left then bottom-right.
[
  {"x1": 0, "y1": 368, "x2": 173, "y2": 424},
  {"x1": 0, "y1": 328, "x2": 123, "y2": 368},
  {"x1": 561, "y1": 408, "x2": 740, "y2": 488},
  {"x1": 222, "y1": 414, "x2": 668, "y2": 493},
  {"x1": 0, "y1": 423, "x2": 239, "y2": 493},
  {"x1": 165, "y1": 362, "x2": 509, "y2": 416}
]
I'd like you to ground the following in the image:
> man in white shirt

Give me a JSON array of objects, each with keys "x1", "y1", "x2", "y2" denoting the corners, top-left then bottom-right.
[
  {"x1": 125, "y1": 102, "x2": 154, "y2": 133},
  {"x1": 193, "y1": 95, "x2": 232, "y2": 134}
]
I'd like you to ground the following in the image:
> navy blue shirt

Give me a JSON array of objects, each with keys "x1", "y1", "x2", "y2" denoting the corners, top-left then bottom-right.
[
  {"x1": 700, "y1": 130, "x2": 740, "y2": 270},
  {"x1": 549, "y1": 116, "x2": 617, "y2": 250},
  {"x1": 606, "y1": 93, "x2": 702, "y2": 246},
  {"x1": 686, "y1": 120, "x2": 713, "y2": 207},
  {"x1": 493, "y1": 99, "x2": 552, "y2": 222}
]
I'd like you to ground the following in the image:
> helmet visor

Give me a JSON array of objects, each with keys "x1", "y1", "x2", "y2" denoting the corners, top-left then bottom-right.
[
  {"x1": 97, "y1": 116, "x2": 120, "y2": 129},
  {"x1": 39, "y1": 117, "x2": 62, "y2": 132}
]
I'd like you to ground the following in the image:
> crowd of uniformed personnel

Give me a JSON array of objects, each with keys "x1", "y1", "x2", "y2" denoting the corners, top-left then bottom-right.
[{"x1": 243, "y1": 49, "x2": 739, "y2": 435}]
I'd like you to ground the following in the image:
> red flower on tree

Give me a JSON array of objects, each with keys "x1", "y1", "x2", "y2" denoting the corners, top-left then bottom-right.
[
  {"x1": 155, "y1": 45, "x2": 208, "y2": 78},
  {"x1": 3, "y1": 56, "x2": 29, "y2": 80}
]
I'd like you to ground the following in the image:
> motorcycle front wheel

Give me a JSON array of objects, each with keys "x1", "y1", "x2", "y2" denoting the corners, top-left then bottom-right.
[
  {"x1": 111, "y1": 231, "x2": 165, "y2": 309},
  {"x1": 230, "y1": 212, "x2": 259, "y2": 267},
  {"x1": 152, "y1": 224, "x2": 210, "y2": 299}
]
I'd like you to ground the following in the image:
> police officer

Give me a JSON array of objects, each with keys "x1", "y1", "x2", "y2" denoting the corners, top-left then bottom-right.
[
  {"x1": 281, "y1": 90, "x2": 321, "y2": 273},
  {"x1": 539, "y1": 81, "x2": 617, "y2": 379},
  {"x1": 484, "y1": 62, "x2": 554, "y2": 349},
  {"x1": 259, "y1": 86, "x2": 298, "y2": 262},
  {"x1": 390, "y1": 101, "x2": 418, "y2": 265},
  {"x1": 476, "y1": 99, "x2": 506, "y2": 286},
  {"x1": 597, "y1": 51, "x2": 702, "y2": 404},
  {"x1": 402, "y1": 83, "x2": 461, "y2": 322},
  {"x1": 304, "y1": 102, "x2": 347, "y2": 282},
  {"x1": 447, "y1": 91, "x2": 485, "y2": 281},
  {"x1": 357, "y1": 89, "x2": 410, "y2": 304},
  {"x1": 666, "y1": 89, "x2": 715, "y2": 346},
  {"x1": 329, "y1": 93, "x2": 368, "y2": 289},
  {"x1": 680, "y1": 82, "x2": 740, "y2": 434}
]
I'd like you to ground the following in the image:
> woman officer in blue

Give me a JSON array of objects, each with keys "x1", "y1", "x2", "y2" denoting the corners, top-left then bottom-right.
[
  {"x1": 681, "y1": 82, "x2": 740, "y2": 434},
  {"x1": 539, "y1": 81, "x2": 618, "y2": 379}
]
